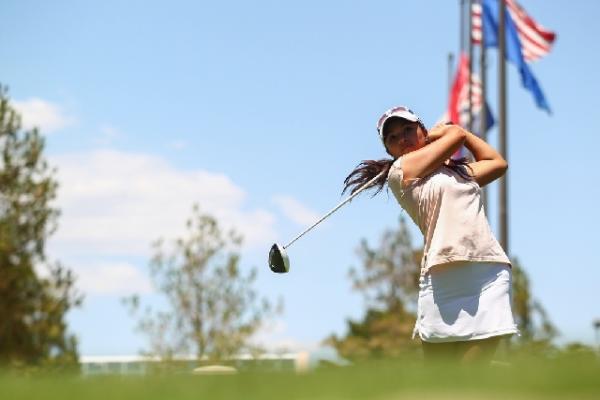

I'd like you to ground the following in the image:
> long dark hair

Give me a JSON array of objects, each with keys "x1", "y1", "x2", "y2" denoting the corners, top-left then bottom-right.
[{"x1": 342, "y1": 122, "x2": 473, "y2": 196}]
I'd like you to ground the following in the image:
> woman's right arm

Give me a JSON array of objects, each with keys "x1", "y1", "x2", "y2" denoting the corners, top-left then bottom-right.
[
  {"x1": 401, "y1": 125, "x2": 466, "y2": 184},
  {"x1": 464, "y1": 130, "x2": 508, "y2": 187}
]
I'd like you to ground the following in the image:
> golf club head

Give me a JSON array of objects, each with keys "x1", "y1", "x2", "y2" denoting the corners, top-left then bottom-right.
[{"x1": 268, "y1": 243, "x2": 290, "y2": 273}]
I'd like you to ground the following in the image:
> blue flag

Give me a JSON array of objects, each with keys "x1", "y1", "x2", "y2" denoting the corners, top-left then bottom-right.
[
  {"x1": 482, "y1": 0, "x2": 551, "y2": 113},
  {"x1": 471, "y1": 103, "x2": 495, "y2": 136}
]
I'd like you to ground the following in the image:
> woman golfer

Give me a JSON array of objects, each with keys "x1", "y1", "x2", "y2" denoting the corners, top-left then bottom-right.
[{"x1": 343, "y1": 106, "x2": 519, "y2": 364}]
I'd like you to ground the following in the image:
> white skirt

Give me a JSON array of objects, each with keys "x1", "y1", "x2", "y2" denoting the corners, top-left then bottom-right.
[{"x1": 413, "y1": 261, "x2": 520, "y2": 343}]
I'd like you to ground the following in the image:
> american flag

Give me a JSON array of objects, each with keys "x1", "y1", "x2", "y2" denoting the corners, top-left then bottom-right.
[
  {"x1": 438, "y1": 52, "x2": 496, "y2": 158},
  {"x1": 436, "y1": 53, "x2": 487, "y2": 158},
  {"x1": 472, "y1": 0, "x2": 556, "y2": 63},
  {"x1": 438, "y1": 53, "x2": 488, "y2": 130}
]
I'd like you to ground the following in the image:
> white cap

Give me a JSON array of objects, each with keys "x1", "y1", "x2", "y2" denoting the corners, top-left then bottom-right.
[{"x1": 376, "y1": 105, "x2": 422, "y2": 142}]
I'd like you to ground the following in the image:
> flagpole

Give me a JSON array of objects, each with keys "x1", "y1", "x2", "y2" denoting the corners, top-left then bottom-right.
[
  {"x1": 448, "y1": 52, "x2": 454, "y2": 101},
  {"x1": 498, "y1": 0, "x2": 509, "y2": 256},
  {"x1": 467, "y1": 0, "x2": 473, "y2": 133},
  {"x1": 479, "y1": 0, "x2": 488, "y2": 212},
  {"x1": 460, "y1": 0, "x2": 465, "y2": 54}
]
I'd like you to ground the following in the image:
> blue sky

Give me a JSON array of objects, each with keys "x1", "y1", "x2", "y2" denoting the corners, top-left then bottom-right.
[{"x1": 2, "y1": 0, "x2": 599, "y2": 355}]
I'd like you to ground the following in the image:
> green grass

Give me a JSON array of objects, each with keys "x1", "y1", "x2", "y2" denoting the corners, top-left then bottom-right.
[{"x1": 1, "y1": 357, "x2": 599, "y2": 400}]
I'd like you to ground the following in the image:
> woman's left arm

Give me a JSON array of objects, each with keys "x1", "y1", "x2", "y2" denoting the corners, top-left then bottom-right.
[{"x1": 463, "y1": 129, "x2": 508, "y2": 187}]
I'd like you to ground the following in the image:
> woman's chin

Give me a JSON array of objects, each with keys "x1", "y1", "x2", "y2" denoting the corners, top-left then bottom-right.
[{"x1": 402, "y1": 146, "x2": 418, "y2": 155}]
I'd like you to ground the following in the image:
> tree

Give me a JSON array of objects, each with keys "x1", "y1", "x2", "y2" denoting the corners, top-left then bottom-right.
[
  {"x1": 0, "y1": 86, "x2": 82, "y2": 367},
  {"x1": 124, "y1": 205, "x2": 279, "y2": 363},
  {"x1": 327, "y1": 305, "x2": 420, "y2": 360},
  {"x1": 349, "y1": 216, "x2": 420, "y2": 312},
  {"x1": 329, "y1": 216, "x2": 559, "y2": 360},
  {"x1": 328, "y1": 216, "x2": 422, "y2": 359}
]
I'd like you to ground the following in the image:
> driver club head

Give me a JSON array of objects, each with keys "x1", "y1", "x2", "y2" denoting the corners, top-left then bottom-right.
[{"x1": 268, "y1": 243, "x2": 290, "y2": 273}]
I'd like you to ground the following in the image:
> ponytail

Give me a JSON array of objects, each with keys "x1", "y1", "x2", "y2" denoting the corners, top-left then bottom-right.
[
  {"x1": 342, "y1": 156, "x2": 473, "y2": 198},
  {"x1": 446, "y1": 157, "x2": 474, "y2": 181},
  {"x1": 342, "y1": 158, "x2": 394, "y2": 196},
  {"x1": 343, "y1": 122, "x2": 474, "y2": 197}
]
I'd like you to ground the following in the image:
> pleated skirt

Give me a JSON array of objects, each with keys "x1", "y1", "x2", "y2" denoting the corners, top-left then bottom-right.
[{"x1": 413, "y1": 261, "x2": 520, "y2": 343}]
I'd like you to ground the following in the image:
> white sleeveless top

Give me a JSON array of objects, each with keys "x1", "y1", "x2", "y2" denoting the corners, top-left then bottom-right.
[{"x1": 387, "y1": 157, "x2": 510, "y2": 273}]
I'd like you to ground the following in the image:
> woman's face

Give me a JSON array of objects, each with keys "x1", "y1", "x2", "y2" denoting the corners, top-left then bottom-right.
[{"x1": 383, "y1": 118, "x2": 428, "y2": 158}]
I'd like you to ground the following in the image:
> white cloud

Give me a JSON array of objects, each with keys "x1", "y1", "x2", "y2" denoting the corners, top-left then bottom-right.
[
  {"x1": 250, "y1": 319, "x2": 320, "y2": 353},
  {"x1": 50, "y1": 149, "x2": 277, "y2": 256},
  {"x1": 33, "y1": 260, "x2": 152, "y2": 296},
  {"x1": 94, "y1": 125, "x2": 122, "y2": 145},
  {"x1": 169, "y1": 140, "x2": 187, "y2": 150},
  {"x1": 272, "y1": 195, "x2": 320, "y2": 227},
  {"x1": 73, "y1": 261, "x2": 153, "y2": 296},
  {"x1": 12, "y1": 98, "x2": 74, "y2": 133}
]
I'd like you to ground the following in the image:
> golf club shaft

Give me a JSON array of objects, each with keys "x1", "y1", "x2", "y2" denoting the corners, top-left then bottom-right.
[{"x1": 283, "y1": 170, "x2": 386, "y2": 249}]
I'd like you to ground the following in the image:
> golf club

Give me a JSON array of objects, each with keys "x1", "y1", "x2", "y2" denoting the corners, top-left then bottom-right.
[{"x1": 268, "y1": 170, "x2": 386, "y2": 273}]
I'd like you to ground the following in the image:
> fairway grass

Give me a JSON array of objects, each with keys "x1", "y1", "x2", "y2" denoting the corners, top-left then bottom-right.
[{"x1": 1, "y1": 357, "x2": 599, "y2": 400}]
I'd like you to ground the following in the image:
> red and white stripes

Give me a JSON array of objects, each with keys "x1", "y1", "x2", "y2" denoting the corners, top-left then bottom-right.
[
  {"x1": 453, "y1": 53, "x2": 484, "y2": 127},
  {"x1": 471, "y1": 0, "x2": 556, "y2": 63},
  {"x1": 438, "y1": 53, "x2": 484, "y2": 128}
]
